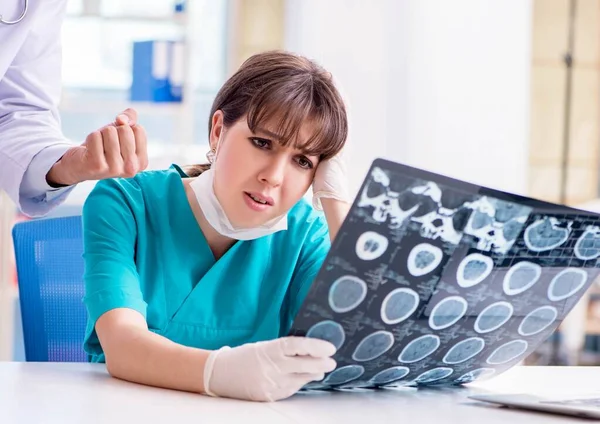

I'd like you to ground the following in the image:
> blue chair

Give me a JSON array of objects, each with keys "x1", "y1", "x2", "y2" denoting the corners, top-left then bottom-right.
[{"x1": 12, "y1": 216, "x2": 87, "y2": 362}]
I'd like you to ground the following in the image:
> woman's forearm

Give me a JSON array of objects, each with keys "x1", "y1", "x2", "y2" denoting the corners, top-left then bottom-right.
[
  {"x1": 98, "y1": 311, "x2": 210, "y2": 394},
  {"x1": 106, "y1": 326, "x2": 211, "y2": 393},
  {"x1": 321, "y1": 198, "x2": 351, "y2": 242}
]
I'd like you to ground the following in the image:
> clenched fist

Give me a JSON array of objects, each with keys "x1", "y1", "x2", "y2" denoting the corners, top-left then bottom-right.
[{"x1": 46, "y1": 108, "x2": 148, "y2": 187}]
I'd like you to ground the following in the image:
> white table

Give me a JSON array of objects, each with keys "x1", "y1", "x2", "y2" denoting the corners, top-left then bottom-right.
[{"x1": 1, "y1": 363, "x2": 599, "y2": 423}]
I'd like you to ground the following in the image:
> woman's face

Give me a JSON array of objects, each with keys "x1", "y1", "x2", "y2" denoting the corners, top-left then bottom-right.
[{"x1": 209, "y1": 111, "x2": 320, "y2": 228}]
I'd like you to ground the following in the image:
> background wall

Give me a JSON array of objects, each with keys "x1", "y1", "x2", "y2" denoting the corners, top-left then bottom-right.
[
  {"x1": 285, "y1": 0, "x2": 532, "y2": 198},
  {"x1": 528, "y1": 0, "x2": 600, "y2": 205}
]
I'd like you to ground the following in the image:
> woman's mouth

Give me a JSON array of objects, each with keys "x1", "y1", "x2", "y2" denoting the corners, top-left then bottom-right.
[
  {"x1": 243, "y1": 192, "x2": 274, "y2": 211},
  {"x1": 249, "y1": 193, "x2": 268, "y2": 204}
]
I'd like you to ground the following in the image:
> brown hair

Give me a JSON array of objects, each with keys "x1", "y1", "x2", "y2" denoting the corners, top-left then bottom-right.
[{"x1": 185, "y1": 50, "x2": 348, "y2": 176}]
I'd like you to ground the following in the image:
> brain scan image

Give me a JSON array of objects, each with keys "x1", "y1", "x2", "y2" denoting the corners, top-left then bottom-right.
[
  {"x1": 462, "y1": 197, "x2": 530, "y2": 254},
  {"x1": 369, "y1": 366, "x2": 411, "y2": 385},
  {"x1": 454, "y1": 368, "x2": 496, "y2": 384},
  {"x1": 524, "y1": 217, "x2": 571, "y2": 252},
  {"x1": 398, "y1": 334, "x2": 441, "y2": 363},
  {"x1": 442, "y1": 337, "x2": 485, "y2": 364},
  {"x1": 381, "y1": 288, "x2": 420, "y2": 325},
  {"x1": 356, "y1": 231, "x2": 389, "y2": 261},
  {"x1": 456, "y1": 253, "x2": 494, "y2": 288},
  {"x1": 518, "y1": 306, "x2": 557, "y2": 336},
  {"x1": 290, "y1": 159, "x2": 598, "y2": 391},
  {"x1": 306, "y1": 320, "x2": 346, "y2": 350},
  {"x1": 428, "y1": 296, "x2": 468, "y2": 330},
  {"x1": 407, "y1": 243, "x2": 444, "y2": 276},
  {"x1": 574, "y1": 226, "x2": 600, "y2": 260},
  {"x1": 328, "y1": 275, "x2": 368, "y2": 313},
  {"x1": 352, "y1": 331, "x2": 395, "y2": 362},
  {"x1": 415, "y1": 367, "x2": 454, "y2": 384},
  {"x1": 503, "y1": 261, "x2": 541, "y2": 296},
  {"x1": 474, "y1": 301, "x2": 513, "y2": 334},
  {"x1": 487, "y1": 340, "x2": 528, "y2": 365},
  {"x1": 323, "y1": 365, "x2": 365, "y2": 386},
  {"x1": 547, "y1": 269, "x2": 587, "y2": 302}
]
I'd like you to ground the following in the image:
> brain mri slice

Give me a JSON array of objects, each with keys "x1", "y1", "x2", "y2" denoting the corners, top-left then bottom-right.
[
  {"x1": 329, "y1": 276, "x2": 368, "y2": 313},
  {"x1": 306, "y1": 320, "x2": 346, "y2": 350},
  {"x1": 352, "y1": 331, "x2": 395, "y2": 362}
]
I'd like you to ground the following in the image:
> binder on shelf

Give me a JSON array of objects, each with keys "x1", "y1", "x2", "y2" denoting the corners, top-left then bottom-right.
[
  {"x1": 174, "y1": 1, "x2": 187, "y2": 13},
  {"x1": 130, "y1": 40, "x2": 185, "y2": 103}
]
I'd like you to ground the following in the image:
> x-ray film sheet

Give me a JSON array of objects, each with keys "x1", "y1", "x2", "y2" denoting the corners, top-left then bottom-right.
[{"x1": 290, "y1": 158, "x2": 600, "y2": 390}]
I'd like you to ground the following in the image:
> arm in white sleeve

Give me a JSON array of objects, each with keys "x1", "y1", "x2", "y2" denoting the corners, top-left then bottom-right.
[
  {"x1": 20, "y1": 143, "x2": 73, "y2": 214},
  {"x1": 0, "y1": 0, "x2": 75, "y2": 217}
]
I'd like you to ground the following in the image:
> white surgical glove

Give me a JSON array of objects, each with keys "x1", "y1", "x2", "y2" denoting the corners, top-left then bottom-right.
[
  {"x1": 203, "y1": 337, "x2": 337, "y2": 402},
  {"x1": 312, "y1": 151, "x2": 351, "y2": 211}
]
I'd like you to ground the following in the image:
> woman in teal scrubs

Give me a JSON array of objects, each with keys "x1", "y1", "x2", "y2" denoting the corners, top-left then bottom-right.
[{"x1": 82, "y1": 51, "x2": 351, "y2": 402}]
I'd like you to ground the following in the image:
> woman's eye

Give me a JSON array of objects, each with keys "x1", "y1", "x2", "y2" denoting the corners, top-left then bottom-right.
[
  {"x1": 296, "y1": 157, "x2": 314, "y2": 169},
  {"x1": 251, "y1": 138, "x2": 270, "y2": 149}
]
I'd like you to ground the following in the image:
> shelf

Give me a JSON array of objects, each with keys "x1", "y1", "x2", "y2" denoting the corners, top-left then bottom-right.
[
  {"x1": 59, "y1": 88, "x2": 219, "y2": 114},
  {"x1": 59, "y1": 99, "x2": 187, "y2": 115},
  {"x1": 65, "y1": 13, "x2": 187, "y2": 24}
]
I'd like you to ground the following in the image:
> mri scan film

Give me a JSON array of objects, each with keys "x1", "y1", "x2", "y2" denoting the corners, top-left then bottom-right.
[{"x1": 290, "y1": 158, "x2": 600, "y2": 390}]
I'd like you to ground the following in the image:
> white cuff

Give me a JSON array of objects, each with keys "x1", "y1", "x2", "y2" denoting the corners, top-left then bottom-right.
[
  {"x1": 203, "y1": 346, "x2": 230, "y2": 397},
  {"x1": 20, "y1": 143, "x2": 74, "y2": 197},
  {"x1": 19, "y1": 143, "x2": 76, "y2": 217},
  {"x1": 312, "y1": 191, "x2": 351, "y2": 211}
]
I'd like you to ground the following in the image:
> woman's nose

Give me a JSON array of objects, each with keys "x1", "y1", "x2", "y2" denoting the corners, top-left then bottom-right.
[{"x1": 258, "y1": 157, "x2": 287, "y2": 187}]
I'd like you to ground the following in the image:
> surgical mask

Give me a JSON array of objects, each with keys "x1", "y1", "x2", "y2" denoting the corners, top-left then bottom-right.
[{"x1": 189, "y1": 167, "x2": 288, "y2": 241}]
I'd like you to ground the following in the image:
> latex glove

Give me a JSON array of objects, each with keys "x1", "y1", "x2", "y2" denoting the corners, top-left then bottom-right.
[
  {"x1": 312, "y1": 151, "x2": 351, "y2": 211},
  {"x1": 46, "y1": 108, "x2": 149, "y2": 187},
  {"x1": 203, "y1": 336, "x2": 337, "y2": 402}
]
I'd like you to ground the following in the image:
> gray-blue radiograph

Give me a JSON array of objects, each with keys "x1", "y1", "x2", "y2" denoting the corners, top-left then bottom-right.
[
  {"x1": 456, "y1": 253, "x2": 493, "y2": 287},
  {"x1": 487, "y1": 340, "x2": 528, "y2": 365},
  {"x1": 352, "y1": 331, "x2": 395, "y2": 361},
  {"x1": 503, "y1": 261, "x2": 541, "y2": 296},
  {"x1": 524, "y1": 217, "x2": 571, "y2": 252},
  {"x1": 547, "y1": 269, "x2": 587, "y2": 301},
  {"x1": 413, "y1": 250, "x2": 436, "y2": 271},
  {"x1": 519, "y1": 306, "x2": 557, "y2": 336},
  {"x1": 328, "y1": 276, "x2": 367, "y2": 313},
  {"x1": 429, "y1": 296, "x2": 468, "y2": 330},
  {"x1": 323, "y1": 365, "x2": 365, "y2": 385},
  {"x1": 306, "y1": 320, "x2": 346, "y2": 350},
  {"x1": 290, "y1": 158, "x2": 600, "y2": 391},
  {"x1": 474, "y1": 301, "x2": 513, "y2": 333},
  {"x1": 462, "y1": 197, "x2": 530, "y2": 254},
  {"x1": 443, "y1": 337, "x2": 485, "y2": 364},
  {"x1": 575, "y1": 226, "x2": 600, "y2": 260},
  {"x1": 381, "y1": 288, "x2": 419, "y2": 324},
  {"x1": 407, "y1": 243, "x2": 443, "y2": 276},
  {"x1": 415, "y1": 367, "x2": 454, "y2": 384},
  {"x1": 454, "y1": 368, "x2": 495, "y2": 384},
  {"x1": 503, "y1": 220, "x2": 524, "y2": 244},
  {"x1": 398, "y1": 334, "x2": 440, "y2": 363},
  {"x1": 356, "y1": 231, "x2": 389, "y2": 261},
  {"x1": 370, "y1": 366, "x2": 410, "y2": 385}
]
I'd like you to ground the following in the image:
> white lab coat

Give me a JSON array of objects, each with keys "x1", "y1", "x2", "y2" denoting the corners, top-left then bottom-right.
[{"x1": 0, "y1": 0, "x2": 74, "y2": 217}]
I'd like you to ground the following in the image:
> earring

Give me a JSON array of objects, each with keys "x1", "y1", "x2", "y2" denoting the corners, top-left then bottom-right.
[{"x1": 206, "y1": 148, "x2": 216, "y2": 163}]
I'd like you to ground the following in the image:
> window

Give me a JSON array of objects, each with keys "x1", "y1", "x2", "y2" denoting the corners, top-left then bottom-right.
[{"x1": 59, "y1": 0, "x2": 229, "y2": 158}]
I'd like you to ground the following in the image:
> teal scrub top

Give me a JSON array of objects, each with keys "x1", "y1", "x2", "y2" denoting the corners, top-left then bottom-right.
[{"x1": 82, "y1": 165, "x2": 330, "y2": 363}]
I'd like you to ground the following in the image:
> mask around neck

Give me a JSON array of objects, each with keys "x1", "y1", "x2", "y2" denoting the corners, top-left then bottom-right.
[{"x1": 188, "y1": 167, "x2": 288, "y2": 241}]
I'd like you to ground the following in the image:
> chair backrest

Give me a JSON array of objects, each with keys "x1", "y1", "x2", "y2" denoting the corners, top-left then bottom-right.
[{"x1": 12, "y1": 215, "x2": 87, "y2": 362}]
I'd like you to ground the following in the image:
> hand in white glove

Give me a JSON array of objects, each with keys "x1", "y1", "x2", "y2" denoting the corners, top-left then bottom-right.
[
  {"x1": 203, "y1": 337, "x2": 337, "y2": 402},
  {"x1": 312, "y1": 151, "x2": 351, "y2": 211}
]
